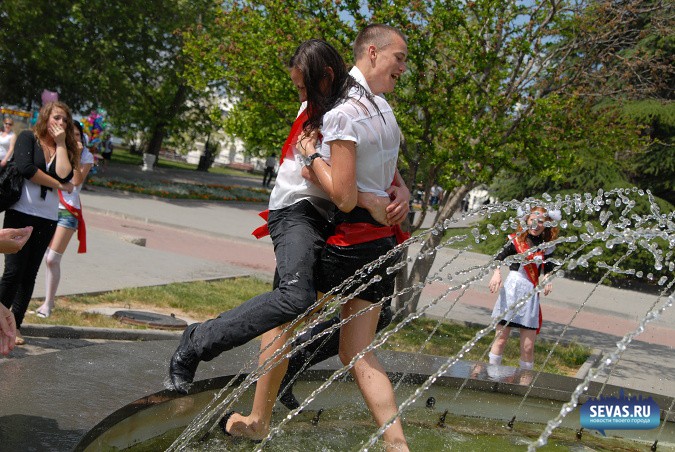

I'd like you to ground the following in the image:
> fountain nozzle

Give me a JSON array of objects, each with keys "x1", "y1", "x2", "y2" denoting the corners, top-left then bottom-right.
[
  {"x1": 426, "y1": 397, "x2": 436, "y2": 409},
  {"x1": 651, "y1": 440, "x2": 658, "y2": 451},
  {"x1": 576, "y1": 427, "x2": 583, "y2": 439},
  {"x1": 507, "y1": 415, "x2": 516, "y2": 430},
  {"x1": 311, "y1": 408, "x2": 324, "y2": 426},
  {"x1": 437, "y1": 410, "x2": 448, "y2": 428}
]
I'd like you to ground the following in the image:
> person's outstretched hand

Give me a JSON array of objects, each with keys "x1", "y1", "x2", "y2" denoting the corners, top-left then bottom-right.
[{"x1": 0, "y1": 226, "x2": 33, "y2": 254}]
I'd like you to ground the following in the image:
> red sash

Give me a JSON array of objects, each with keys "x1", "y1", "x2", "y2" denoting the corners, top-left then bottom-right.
[
  {"x1": 327, "y1": 222, "x2": 410, "y2": 246},
  {"x1": 252, "y1": 209, "x2": 271, "y2": 239},
  {"x1": 58, "y1": 191, "x2": 86, "y2": 253},
  {"x1": 252, "y1": 111, "x2": 309, "y2": 238},
  {"x1": 279, "y1": 110, "x2": 308, "y2": 165},
  {"x1": 510, "y1": 233, "x2": 543, "y2": 333}
]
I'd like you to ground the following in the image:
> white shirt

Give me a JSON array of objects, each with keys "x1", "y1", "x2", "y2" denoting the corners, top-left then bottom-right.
[
  {"x1": 320, "y1": 70, "x2": 399, "y2": 197},
  {"x1": 267, "y1": 103, "x2": 331, "y2": 211},
  {"x1": 12, "y1": 160, "x2": 61, "y2": 220},
  {"x1": 0, "y1": 132, "x2": 14, "y2": 160},
  {"x1": 59, "y1": 147, "x2": 95, "y2": 210}
]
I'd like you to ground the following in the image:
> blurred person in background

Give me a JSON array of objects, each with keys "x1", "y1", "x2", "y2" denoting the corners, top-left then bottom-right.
[{"x1": 0, "y1": 116, "x2": 17, "y2": 166}]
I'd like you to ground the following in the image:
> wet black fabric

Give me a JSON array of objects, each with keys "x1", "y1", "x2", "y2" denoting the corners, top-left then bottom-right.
[{"x1": 190, "y1": 200, "x2": 333, "y2": 361}]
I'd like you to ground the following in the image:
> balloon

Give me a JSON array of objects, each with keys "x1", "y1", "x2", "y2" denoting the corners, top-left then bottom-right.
[{"x1": 41, "y1": 89, "x2": 59, "y2": 105}]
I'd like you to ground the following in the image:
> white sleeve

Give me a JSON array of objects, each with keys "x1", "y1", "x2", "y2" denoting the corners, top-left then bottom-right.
[
  {"x1": 80, "y1": 147, "x2": 95, "y2": 165},
  {"x1": 321, "y1": 109, "x2": 358, "y2": 145}
]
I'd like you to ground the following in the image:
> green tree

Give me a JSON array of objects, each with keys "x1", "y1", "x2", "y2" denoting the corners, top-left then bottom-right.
[
  {"x1": 552, "y1": 0, "x2": 674, "y2": 202},
  {"x1": 1, "y1": 0, "x2": 227, "y2": 161},
  {"x1": 0, "y1": 0, "x2": 93, "y2": 108},
  {"x1": 188, "y1": 0, "x2": 659, "y2": 314},
  {"x1": 73, "y1": 0, "x2": 224, "y2": 158}
]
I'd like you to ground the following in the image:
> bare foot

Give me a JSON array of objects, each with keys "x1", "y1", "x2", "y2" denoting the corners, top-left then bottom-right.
[
  {"x1": 221, "y1": 412, "x2": 268, "y2": 441},
  {"x1": 15, "y1": 330, "x2": 25, "y2": 346}
]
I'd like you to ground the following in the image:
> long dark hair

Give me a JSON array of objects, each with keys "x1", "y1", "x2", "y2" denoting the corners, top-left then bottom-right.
[{"x1": 289, "y1": 39, "x2": 376, "y2": 131}]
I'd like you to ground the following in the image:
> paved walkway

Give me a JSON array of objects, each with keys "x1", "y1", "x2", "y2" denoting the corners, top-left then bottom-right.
[{"x1": 2, "y1": 161, "x2": 673, "y2": 400}]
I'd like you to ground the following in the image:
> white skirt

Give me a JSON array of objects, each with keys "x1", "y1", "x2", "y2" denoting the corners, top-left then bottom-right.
[{"x1": 491, "y1": 268, "x2": 540, "y2": 329}]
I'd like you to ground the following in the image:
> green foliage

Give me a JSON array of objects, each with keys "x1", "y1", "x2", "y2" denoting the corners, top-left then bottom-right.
[
  {"x1": 0, "y1": 0, "x2": 94, "y2": 107},
  {"x1": 382, "y1": 317, "x2": 591, "y2": 376},
  {"x1": 0, "y1": 0, "x2": 225, "y2": 156},
  {"x1": 72, "y1": 277, "x2": 270, "y2": 314},
  {"x1": 620, "y1": 100, "x2": 675, "y2": 203}
]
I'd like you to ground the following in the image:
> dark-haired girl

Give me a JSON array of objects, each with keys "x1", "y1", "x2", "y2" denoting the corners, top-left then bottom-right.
[{"x1": 221, "y1": 37, "x2": 409, "y2": 450}]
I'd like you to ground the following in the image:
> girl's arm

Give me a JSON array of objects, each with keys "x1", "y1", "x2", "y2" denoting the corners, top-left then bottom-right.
[
  {"x1": 29, "y1": 171, "x2": 74, "y2": 193},
  {"x1": 299, "y1": 132, "x2": 357, "y2": 213},
  {"x1": 70, "y1": 163, "x2": 93, "y2": 187},
  {"x1": 489, "y1": 267, "x2": 502, "y2": 293}
]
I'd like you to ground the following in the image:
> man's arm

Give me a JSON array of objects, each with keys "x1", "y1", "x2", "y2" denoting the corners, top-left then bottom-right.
[
  {"x1": 384, "y1": 170, "x2": 410, "y2": 224},
  {"x1": 301, "y1": 154, "x2": 410, "y2": 226}
]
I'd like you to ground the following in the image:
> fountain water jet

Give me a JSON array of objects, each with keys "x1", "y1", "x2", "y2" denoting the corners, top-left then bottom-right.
[{"x1": 93, "y1": 188, "x2": 674, "y2": 451}]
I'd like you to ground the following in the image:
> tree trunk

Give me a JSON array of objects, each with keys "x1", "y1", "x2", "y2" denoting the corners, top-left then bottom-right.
[
  {"x1": 146, "y1": 123, "x2": 165, "y2": 158},
  {"x1": 394, "y1": 184, "x2": 473, "y2": 317},
  {"x1": 146, "y1": 84, "x2": 188, "y2": 158},
  {"x1": 197, "y1": 135, "x2": 216, "y2": 172}
]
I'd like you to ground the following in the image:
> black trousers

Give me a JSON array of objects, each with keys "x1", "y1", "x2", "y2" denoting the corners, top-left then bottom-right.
[
  {"x1": 189, "y1": 200, "x2": 333, "y2": 361},
  {"x1": 0, "y1": 209, "x2": 57, "y2": 328},
  {"x1": 262, "y1": 167, "x2": 275, "y2": 186}
]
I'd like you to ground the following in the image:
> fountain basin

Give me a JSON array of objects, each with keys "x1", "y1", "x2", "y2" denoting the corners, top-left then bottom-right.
[
  {"x1": 1, "y1": 338, "x2": 673, "y2": 451},
  {"x1": 77, "y1": 374, "x2": 675, "y2": 451}
]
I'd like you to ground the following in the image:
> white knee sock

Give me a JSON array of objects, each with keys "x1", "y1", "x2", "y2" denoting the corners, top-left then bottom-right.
[
  {"x1": 488, "y1": 352, "x2": 502, "y2": 365},
  {"x1": 519, "y1": 360, "x2": 534, "y2": 370},
  {"x1": 44, "y1": 248, "x2": 63, "y2": 308}
]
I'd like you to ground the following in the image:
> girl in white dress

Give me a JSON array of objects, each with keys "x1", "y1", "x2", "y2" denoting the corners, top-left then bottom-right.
[{"x1": 489, "y1": 206, "x2": 560, "y2": 371}]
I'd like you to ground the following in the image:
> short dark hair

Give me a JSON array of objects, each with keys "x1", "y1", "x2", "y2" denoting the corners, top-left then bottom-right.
[{"x1": 353, "y1": 24, "x2": 406, "y2": 62}]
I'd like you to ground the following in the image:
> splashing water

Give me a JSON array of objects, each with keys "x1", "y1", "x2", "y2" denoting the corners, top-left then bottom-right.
[{"x1": 168, "y1": 188, "x2": 673, "y2": 451}]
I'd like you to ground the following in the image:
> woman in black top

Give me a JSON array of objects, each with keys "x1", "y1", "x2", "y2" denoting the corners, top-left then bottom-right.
[{"x1": 0, "y1": 102, "x2": 77, "y2": 345}]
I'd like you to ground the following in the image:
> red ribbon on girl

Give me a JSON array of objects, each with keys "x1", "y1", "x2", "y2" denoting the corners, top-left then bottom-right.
[
  {"x1": 509, "y1": 233, "x2": 543, "y2": 333},
  {"x1": 58, "y1": 191, "x2": 87, "y2": 253}
]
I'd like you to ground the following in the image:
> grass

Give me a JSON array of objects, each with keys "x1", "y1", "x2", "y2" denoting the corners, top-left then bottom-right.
[
  {"x1": 381, "y1": 317, "x2": 590, "y2": 376},
  {"x1": 28, "y1": 277, "x2": 269, "y2": 329},
  {"x1": 27, "y1": 277, "x2": 590, "y2": 376},
  {"x1": 86, "y1": 177, "x2": 271, "y2": 202},
  {"x1": 110, "y1": 146, "x2": 261, "y2": 178}
]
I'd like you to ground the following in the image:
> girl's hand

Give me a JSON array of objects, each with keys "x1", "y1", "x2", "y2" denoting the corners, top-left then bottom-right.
[
  {"x1": 59, "y1": 181, "x2": 74, "y2": 194},
  {"x1": 298, "y1": 129, "x2": 318, "y2": 157},
  {"x1": 50, "y1": 123, "x2": 66, "y2": 146},
  {"x1": 543, "y1": 283, "x2": 552, "y2": 296},
  {"x1": 489, "y1": 270, "x2": 502, "y2": 293}
]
